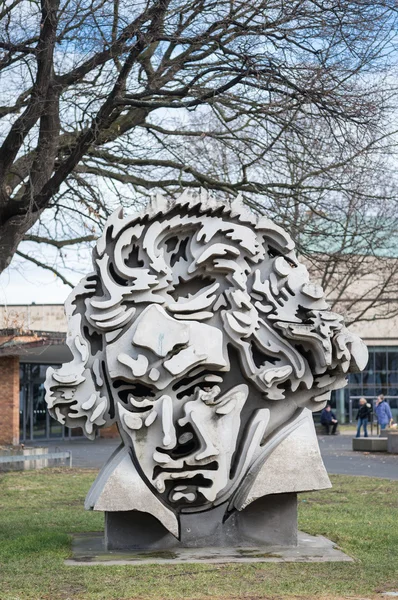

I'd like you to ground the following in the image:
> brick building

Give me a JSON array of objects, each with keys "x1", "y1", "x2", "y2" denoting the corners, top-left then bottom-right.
[{"x1": 0, "y1": 309, "x2": 70, "y2": 445}]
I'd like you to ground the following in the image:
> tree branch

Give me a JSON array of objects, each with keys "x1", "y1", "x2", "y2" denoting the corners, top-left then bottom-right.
[
  {"x1": 23, "y1": 234, "x2": 97, "y2": 248},
  {"x1": 15, "y1": 250, "x2": 73, "y2": 287}
]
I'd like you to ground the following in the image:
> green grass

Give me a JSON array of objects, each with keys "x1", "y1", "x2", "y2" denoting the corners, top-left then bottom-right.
[{"x1": 0, "y1": 468, "x2": 398, "y2": 600}]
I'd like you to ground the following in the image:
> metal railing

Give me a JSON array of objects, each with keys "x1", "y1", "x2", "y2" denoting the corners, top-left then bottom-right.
[{"x1": 0, "y1": 449, "x2": 72, "y2": 469}]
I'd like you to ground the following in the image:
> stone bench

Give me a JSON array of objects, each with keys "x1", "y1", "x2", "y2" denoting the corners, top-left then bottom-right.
[
  {"x1": 314, "y1": 423, "x2": 339, "y2": 435},
  {"x1": 386, "y1": 431, "x2": 398, "y2": 454},
  {"x1": 352, "y1": 437, "x2": 387, "y2": 452}
]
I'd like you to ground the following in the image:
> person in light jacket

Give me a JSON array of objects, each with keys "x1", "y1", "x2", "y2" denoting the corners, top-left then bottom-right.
[
  {"x1": 375, "y1": 395, "x2": 393, "y2": 431},
  {"x1": 355, "y1": 397, "x2": 372, "y2": 438}
]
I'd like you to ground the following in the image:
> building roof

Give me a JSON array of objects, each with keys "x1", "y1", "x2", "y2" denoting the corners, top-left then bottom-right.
[
  {"x1": 0, "y1": 329, "x2": 66, "y2": 357},
  {"x1": 0, "y1": 304, "x2": 67, "y2": 334}
]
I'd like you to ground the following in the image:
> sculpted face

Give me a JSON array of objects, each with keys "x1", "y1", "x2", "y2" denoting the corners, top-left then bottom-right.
[
  {"x1": 45, "y1": 194, "x2": 367, "y2": 513},
  {"x1": 106, "y1": 302, "x2": 243, "y2": 505}
]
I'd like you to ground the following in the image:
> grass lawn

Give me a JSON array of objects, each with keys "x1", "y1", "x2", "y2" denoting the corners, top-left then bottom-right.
[{"x1": 0, "y1": 469, "x2": 397, "y2": 600}]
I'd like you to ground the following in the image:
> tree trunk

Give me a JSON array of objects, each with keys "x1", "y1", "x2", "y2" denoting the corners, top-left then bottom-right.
[{"x1": 0, "y1": 213, "x2": 43, "y2": 272}]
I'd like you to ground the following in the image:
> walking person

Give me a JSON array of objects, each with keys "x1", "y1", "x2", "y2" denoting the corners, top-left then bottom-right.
[
  {"x1": 375, "y1": 394, "x2": 393, "y2": 432},
  {"x1": 320, "y1": 405, "x2": 339, "y2": 435},
  {"x1": 355, "y1": 397, "x2": 372, "y2": 438}
]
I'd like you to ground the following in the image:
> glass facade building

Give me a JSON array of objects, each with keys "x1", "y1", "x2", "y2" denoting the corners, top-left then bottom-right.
[{"x1": 329, "y1": 346, "x2": 398, "y2": 423}]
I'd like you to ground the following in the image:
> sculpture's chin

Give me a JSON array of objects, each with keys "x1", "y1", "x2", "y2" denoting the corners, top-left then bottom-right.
[{"x1": 162, "y1": 475, "x2": 218, "y2": 507}]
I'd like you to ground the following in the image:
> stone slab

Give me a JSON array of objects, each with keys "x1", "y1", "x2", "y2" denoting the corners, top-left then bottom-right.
[
  {"x1": 0, "y1": 447, "x2": 71, "y2": 471},
  {"x1": 105, "y1": 493, "x2": 297, "y2": 550},
  {"x1": 386, "y1": 432, "x2": 398, "y2": 454},
  {"x1": 66, "y1": 530, "x2": 353, "y2": 565},
  {"x1": 352, "y1": 437, "x2": 387, "y2": 452}
]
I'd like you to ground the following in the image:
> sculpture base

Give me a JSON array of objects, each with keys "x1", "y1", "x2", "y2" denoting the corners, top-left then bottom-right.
[
  {"x1": 105, "y1": 493, "x2": 297, "y2": 551},
  {"x1": 67, "y1": 530, "x2": 353, "y2": 565}
]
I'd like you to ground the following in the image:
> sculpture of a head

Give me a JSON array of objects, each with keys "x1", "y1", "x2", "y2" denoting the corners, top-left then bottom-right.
[{"x1": 45, "y1": 192, "x2": 367, "y2": 512}]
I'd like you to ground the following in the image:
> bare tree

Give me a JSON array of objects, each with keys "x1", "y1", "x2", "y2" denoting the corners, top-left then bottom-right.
[
  {"x1": 0, "y1": 0, "x2": 397, "y2": 309},
  {"x1": 173, "y1": 107, "x2": 398, "y2": 324},
  {"x1": 268, "y1": 117, "x2": 398, "y2": 325}
]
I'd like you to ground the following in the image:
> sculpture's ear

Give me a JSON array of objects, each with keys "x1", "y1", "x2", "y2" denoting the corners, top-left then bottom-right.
[
  {"x1": 45, "y1": 295, "x2": 115, "y2": 440},
  {"x1": 333, "y1": 330, "x2": 368, "y2": 374}
]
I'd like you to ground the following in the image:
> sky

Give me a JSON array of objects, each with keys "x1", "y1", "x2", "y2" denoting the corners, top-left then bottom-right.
[
  {"x1": 0, "y1": 233, "x2": 96, "y2": 305},
  {"x1": 0, "y1": 260, "x2": 79, "y2": 305}
]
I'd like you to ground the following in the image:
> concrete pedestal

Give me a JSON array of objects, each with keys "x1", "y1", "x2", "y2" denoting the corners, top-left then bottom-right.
[
  {"x1": 105, "y1": 493, "x2": 297, "y2": 551},
  {"x1": 352, "y1": 437, "x2": 387, "y2": 452},
  {"x1": 386, "y1": 431, "x2": 398, "y2": 454}
]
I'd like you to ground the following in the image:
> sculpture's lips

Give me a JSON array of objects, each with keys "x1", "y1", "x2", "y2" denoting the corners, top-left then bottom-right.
[{"x1": 153, "y1": 467, "x2": 218, "y2": 494}]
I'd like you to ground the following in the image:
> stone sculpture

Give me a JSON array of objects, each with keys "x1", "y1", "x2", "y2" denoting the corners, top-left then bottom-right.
[{"x1": 45, "y1": 191, "x2": 368, "y2": 550}]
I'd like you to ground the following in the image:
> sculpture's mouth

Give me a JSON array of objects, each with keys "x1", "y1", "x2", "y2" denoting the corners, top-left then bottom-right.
[
  {"x1": 152, "y1": 464, "x2": 219, "y2": 504},
  {"x1": 153, "y1": 460, "x2": 219, "y2": 479}
]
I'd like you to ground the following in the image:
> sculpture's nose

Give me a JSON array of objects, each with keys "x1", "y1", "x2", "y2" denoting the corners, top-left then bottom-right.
[
  {"x1": 178, "y1": 398, "x2": 220, "y2": 463},
  {"x1": 132, "y1": 304, "x2": 189, "y2": 358},
  {"x1": 190, "y1": 417, "x2": 219, "y2": 462},
  {"x1": 158, "y1": 395, "x2": 177, "y2": 451}
]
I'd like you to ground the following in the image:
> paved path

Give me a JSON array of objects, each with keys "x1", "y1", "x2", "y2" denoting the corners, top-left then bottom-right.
[
  {"x1": 318, "y1": 434, "x2": 398, "y2": 479},
  {"x1": 38, "y1": 433, "x2": 398, "y2": 479},
  {"x1": 45, "y1": 438, "x2": 120, "y2": 469}
]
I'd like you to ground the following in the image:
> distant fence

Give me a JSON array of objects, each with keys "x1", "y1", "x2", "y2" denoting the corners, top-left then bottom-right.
[{"x1": 0, "y1": 447, "x2": 72, "y2": 471}]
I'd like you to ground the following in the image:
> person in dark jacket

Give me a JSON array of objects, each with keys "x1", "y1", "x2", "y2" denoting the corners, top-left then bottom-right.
[
  {"x1": 320, "y1": 405, "x2": 338, "y2": 435},
  {"x1": 355, "y1": 397, "x2": 372, "y2": 438},
  {"x1": 375, "y1": 394, "x2": 393, "y2": 431}
]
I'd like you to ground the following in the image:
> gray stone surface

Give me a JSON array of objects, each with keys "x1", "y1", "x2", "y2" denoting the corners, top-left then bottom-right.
[
  {"x1": 387, "y1": 431, "x2": 398, "y2": 454},
  {"x1": 237, "y1": 413, "x2": 330, "y2": 510},
  {"x1": 105, "y1": 493, "x2": 297, "y2": 550},
  {"x1": 319, "y1": 434, "x2": 398, "y2": 478},
  {"x1": 352, "y1": 437, "x2": 388, "y2": 452},
  {"x1": 66, "y1": 530, "x2": 353, "y2": 565}
]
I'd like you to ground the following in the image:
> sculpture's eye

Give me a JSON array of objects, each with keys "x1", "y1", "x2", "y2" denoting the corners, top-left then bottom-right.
[{"x1": 113, "y1": 379, "x2": 156, "y2": 402}]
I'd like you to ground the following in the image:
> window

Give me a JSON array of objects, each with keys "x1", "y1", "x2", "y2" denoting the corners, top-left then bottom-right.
[
  {"x1": 330, "y1": 346, "x2": 398, "y2": 423},
  {"x1": 19, "y1": 363, "x2": 85, "y2": 442}
]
